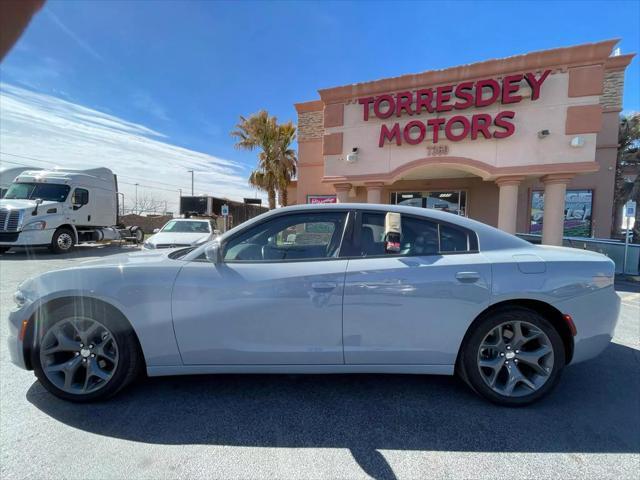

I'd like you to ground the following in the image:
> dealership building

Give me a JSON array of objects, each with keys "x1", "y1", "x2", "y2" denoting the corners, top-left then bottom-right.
[{"x1": 288, "y1": 39, "x2": 634, "y2": 245}]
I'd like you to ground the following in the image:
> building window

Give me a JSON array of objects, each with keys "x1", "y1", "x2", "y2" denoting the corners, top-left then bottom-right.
[
  {"x1": 530, "y1": 189, "x2": 593, "y2": 237},
  {"x1": 390, "y1": 190, "x2": 467, "y2": 216}
]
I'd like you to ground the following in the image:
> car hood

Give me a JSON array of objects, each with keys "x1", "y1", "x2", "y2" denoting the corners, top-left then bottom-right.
[
  {"x1": 146, "y1": 232, "x2": 210, "y2": 246},
  {"x1": 74, "y1": 248, "x2": 183, "y2": 268}
]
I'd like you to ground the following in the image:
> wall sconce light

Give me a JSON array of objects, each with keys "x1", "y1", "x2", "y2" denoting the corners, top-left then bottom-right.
[
  {"x1": 570, "y1": 136, "x2": 585, "y2": 148},
  {"x1": 346, "y1": 147, "x2": 359, "y2": 163}
]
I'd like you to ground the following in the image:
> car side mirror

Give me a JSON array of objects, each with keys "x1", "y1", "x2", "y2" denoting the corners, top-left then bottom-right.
[
  {"x1": 205, "y1": 243, "x2": 221, "y2": 264},
  {"x1": 153, "y1": 228, "x2": 160, "y2": 234}
]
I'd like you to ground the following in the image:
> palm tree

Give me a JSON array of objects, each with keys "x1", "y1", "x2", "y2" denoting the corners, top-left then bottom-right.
[
  {"x1": 273, "y1": 121, "x2": 297, "y2": 207},
  {"x1": 231, "y1": 111, "x2": 278, "y2": 209},
  {"x1": 612, "y1": 113, "x2": 640, "y2": 240},
  {"x1": 231, "y1": 111, "x2": 297, "y2": 209}
]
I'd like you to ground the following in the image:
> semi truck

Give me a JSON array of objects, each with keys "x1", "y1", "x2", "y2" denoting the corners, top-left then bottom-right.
[{"x1": 0, "y1": 167, "x2": 143, "y2": 254}]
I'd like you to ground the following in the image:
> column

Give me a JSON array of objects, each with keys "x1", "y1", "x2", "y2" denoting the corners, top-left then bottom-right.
[
  {"x1": 541, "y1": 174, "x2": 573, "y2": 246},
  {"x1": 334, "y1": 183, "x2": 352, "y2": 203},
  {"x1": 495, "y1": 176, "x2": 524, "y2": 234},
  {"x1": 365, "y1": 182, "x2": 384, "y2": 204}
]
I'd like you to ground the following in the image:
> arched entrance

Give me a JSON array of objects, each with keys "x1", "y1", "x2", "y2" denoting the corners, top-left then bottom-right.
[{"x1": 327, "y1": 157, "x2": 590, "y2": 244}]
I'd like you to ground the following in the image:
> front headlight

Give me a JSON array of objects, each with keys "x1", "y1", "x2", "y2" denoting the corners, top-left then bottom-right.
[
  {"x1": 13, "y1": 290, "x2": 27, "y2": 307},
  {"x1": 143, "y1": 241, "x2": 155, "y2": 249},
  {"x1": 22, "y1": 220, "x2": 46, "y2": 231}
]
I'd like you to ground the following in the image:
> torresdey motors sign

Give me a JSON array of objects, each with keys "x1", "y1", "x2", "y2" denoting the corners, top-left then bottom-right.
[{"x1": 357, "y1": 70, "x2": 551, "y2": 147}]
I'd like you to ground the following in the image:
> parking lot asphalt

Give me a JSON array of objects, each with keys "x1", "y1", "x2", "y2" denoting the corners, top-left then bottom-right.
[{"x1": 1, "y1": 245, "x2": 638, "y2": 480}]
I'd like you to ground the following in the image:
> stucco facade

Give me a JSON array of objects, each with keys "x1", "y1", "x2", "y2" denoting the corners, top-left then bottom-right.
[{"x1": 290, "y1": 40, "x2": 634, "y2": 245}]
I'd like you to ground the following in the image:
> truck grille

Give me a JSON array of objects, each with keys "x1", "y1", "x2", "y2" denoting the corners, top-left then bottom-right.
[{"x1": 0, "y1": 209, "x2": 22, "y2": 232}]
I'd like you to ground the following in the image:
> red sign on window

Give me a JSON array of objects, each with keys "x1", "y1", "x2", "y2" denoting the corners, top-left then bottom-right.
[{"x1": 308, "y1": 195, "x2": 337, "y2": 204}]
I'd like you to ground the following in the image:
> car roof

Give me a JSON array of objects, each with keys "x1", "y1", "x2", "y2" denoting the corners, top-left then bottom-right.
[{"x1": 220, "y1": 203, "x2": 529, "y2": 251}]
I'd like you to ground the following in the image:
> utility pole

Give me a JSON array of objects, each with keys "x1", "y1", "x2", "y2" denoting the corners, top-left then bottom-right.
[
  {"x1": 134, "y1": 183, "x2": 139, "y2": 214},
  {"x1": 187, "y1": 170, "x2": 194, "y2": 196}
]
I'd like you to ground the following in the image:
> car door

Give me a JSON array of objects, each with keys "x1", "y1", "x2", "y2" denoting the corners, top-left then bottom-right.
[
  {"x1": 171, "y1": 210, "x2": 351, "y2": 365},
  {"x1": 343, "y1": 210, "x2": 492, "y2": 365}
]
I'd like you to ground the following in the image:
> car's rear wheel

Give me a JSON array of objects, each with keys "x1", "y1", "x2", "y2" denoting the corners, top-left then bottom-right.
[
  {"x1": 459, "y1": 307, "x2": 565, "y2": 406},
  {"x1": 32, "y1": 301, "x2": 141, "y2": 402}
]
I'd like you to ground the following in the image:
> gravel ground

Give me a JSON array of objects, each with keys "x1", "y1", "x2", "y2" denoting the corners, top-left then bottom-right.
[{"x1": 1, "y1": 245, "x2": 638, "y2": 480}]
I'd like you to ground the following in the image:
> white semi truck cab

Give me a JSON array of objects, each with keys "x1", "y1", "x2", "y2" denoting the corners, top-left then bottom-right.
[{"x1": 0, "y1": 167, "x2": 142, "y2": 254}]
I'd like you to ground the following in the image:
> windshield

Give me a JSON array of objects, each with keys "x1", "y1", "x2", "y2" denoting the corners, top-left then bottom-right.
[
  {"x1": 161, "y1": 220, "x2": 211, "y2": 233},
  {"x1": 4, "y1": 182, "x2": 71, "y2": 202}
]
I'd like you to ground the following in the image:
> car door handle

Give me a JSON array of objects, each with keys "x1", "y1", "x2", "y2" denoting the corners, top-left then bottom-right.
[
  {"x1": 311, "y1": 282, "x2": 338, "y2": 292},
  {"x1": 455, "y1": 271, "x2": 480, "y2": 283}
]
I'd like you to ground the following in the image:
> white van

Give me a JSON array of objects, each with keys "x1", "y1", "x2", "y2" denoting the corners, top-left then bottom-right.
[{"x1": 0, "y1": 167, "x2": 142, "y2": 254}]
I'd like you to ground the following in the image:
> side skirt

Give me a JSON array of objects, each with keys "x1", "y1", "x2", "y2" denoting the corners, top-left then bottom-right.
[{"x1": 147, "y1": 364, "x2": 455, "y2": 377}]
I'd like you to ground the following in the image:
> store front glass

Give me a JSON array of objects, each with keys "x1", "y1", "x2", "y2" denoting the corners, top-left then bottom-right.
[
  {"x1": 390, "y1": 190, "x2": 467, "y2": 216},
  {"x1": 530, "y1": 189, "x2": 593, "y2": 237}
]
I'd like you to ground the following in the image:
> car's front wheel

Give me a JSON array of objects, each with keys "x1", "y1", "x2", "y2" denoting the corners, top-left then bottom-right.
[
  {"x1": 459, "y1": 307, "x2": 565, "y2": 406},
  {"x1": 32, "y1": 301, "x2": 142, "y2": 402}
]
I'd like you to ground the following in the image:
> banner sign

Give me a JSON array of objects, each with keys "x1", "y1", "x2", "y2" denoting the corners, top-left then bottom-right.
[
  {"x1": 308, "y1": 195, "x2": 337, "y2": 204},
  {"x1": 530, "y1": 189, "x2": 593, "y2": 237}
]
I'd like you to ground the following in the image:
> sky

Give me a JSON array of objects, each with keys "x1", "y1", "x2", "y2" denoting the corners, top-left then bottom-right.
[{"x1": 0, "y1": 0, "x2": 639, "y2": 213}]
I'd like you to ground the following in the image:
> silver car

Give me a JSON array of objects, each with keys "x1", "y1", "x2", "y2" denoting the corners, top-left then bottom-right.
[{"x1": 7, "y1": 204, "x2": 620, "y2": 406}]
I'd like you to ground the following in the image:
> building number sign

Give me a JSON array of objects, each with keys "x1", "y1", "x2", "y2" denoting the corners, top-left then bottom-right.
[{"x1": 426, "y1": 145, "x2": 449, "y2": 156}]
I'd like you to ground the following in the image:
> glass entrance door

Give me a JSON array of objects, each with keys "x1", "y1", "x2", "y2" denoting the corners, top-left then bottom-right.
[{"x1": 390, "y1": 190, "x2": 467, "y2": 216}]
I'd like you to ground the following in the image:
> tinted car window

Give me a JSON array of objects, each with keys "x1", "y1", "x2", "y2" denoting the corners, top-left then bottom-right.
[
  {"x1": 360, "y1": 212, "x2": 386, "y2": 256},
  {"x1": 356, "y1": 212, "x2": 473, "y2": 257},
  {"x1": 224, "y1": 212, "x2": 347, "y2": 262},
  {"x1": 400, "y1": 216, "x2": 440, "y2": 255},
  {"x1": 439, "y1": 223, "x2": 469, "y2": 252}
]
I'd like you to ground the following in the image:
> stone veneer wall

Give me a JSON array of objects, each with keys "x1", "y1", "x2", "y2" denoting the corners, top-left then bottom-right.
[
  {"x1": 601, "y1": 70, "x2": 624, "y2": 110},
  {"x1": 298, "y1": 110, "x2": 324, "y2": 141}
]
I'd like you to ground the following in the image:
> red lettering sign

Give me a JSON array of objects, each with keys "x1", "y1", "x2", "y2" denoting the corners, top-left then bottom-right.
[{"x1": 357, "y1": 70, "x2": 549, "y2": 147}]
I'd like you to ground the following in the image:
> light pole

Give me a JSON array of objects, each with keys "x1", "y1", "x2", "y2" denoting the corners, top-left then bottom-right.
[
  {"x1": 187, "y1": 170, "x2": 194, "y2": 196},
  {"x1": 134, "y1": 183, "x2": 139, "y2": 214}
]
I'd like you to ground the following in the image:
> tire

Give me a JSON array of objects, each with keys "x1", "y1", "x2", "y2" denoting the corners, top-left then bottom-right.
[
  {"x1": 130, "y1": 226, "x2": 144, "y2": 244},
  {"x1": 0, "y1": 247, "x2": 10, "y2": 254},
  {"x1": 458, "y1": 307, "x2": 565, "y2": 407},
  {"x1": 32, "y1": 300, "x2": 142, "y2": 402},
  {"x1": 50, "y1": 228, "x2": 75, "y2": 254}
]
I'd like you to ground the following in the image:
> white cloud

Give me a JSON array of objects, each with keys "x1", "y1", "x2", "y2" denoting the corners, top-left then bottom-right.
[
  {"x1": 46, "y1": 10, "x2": 106, "y2": 63},
  {"x1": 130, "y1": 91, "x2": 169, "y2": 122},
  {"x1": 0, "y1": 83, "x2": 263, "y2": 214}
]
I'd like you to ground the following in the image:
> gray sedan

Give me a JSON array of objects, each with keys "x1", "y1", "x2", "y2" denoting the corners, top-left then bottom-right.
[{"x1": 7, "y1": 204, "x2": 619, "y2": 406}]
